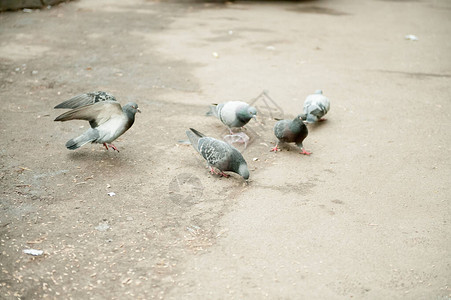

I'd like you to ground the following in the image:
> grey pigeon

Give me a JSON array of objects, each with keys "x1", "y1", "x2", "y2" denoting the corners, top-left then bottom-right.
[
  {"x1": 208, "y1": 101, "x2": 257, "y2": 132},
  {"x1": 301, "y1": 90, "x2": 330, "y2": 123},
  {"x1": 271, "y1": 115, "x2": 311, "y2": 155},
  {"x1": 186, "y1": 128, "x2": 250, "y2": 179},
  {"x1": 54, "y1": 92, "x2": 140, "y2": 151}
]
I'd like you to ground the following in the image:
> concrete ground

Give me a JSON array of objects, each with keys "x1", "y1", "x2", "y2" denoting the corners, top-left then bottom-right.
[{"x1": 0, "y1": 0, "x2": 450, "y2": 298}]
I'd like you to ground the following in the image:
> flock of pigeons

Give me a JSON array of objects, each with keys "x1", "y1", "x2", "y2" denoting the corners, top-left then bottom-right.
[{"x1": 54, "y1": 90, "x2": 330, "y2": 180}]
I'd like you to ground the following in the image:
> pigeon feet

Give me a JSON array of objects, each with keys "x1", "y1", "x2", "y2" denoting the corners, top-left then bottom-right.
[
  {"x1": 209, "y1": 167, "x2": 230, "y2": 178},
  {"x1": 103, "y1": 143, "x2": 120, "y2": 152},
  {"x1": 109, "y1": 144, "x2": 119, "y2": 152},
  {"x1": 318, "y1": 118, "x2": 327, "y2": 122},
  {"x1": 219, "y1": 171, "x2": 230, "y2": 178},
  {"x1": 270, "y1": 145, "x2": 281, "y2": 152},
  {"x1": 209, "y1": 167, "x2": 217, "y2": 175},
  {"x1": 300, "y1": 149, "x2": 311, "y2": 155}
]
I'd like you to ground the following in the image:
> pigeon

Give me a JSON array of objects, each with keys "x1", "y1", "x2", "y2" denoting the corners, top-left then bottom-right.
[
  {"x1": 54, "y1": 92, "x2": 140, "y2": 151},
  {"x1": 186, "y1": 128, "x2": 250, "y2": 179},
  {"x1": 208, "y1": 101, "x2": 257, "y2": 132},
  {"x1": 301, "y1": 90, "x2": 330, "y2": 123},
  {"x1": 270, "y1": 115, "x2": 311, "y2": 155}
]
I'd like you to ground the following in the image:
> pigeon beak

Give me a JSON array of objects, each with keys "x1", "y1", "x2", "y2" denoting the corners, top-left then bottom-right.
[
  {"x1": 137, "y1": 108, "x2": 141, "y2": 113},
  {"x1": 252, "y1": 115, "x2": 263, "y2": 126}
]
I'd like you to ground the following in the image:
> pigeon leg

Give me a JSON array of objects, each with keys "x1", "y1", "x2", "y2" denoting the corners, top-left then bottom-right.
[
  {"x1": 103, "y1": 143, "x2": 109, "y2": 150},
  {"x1": 209, "y1": 167, "x2": 229, "y2": 178},
  {"x1": 109, "y1": 144, "x2": 120, "y2": 152},
  {"x1": 300, "y1": 148, "x2": 311, "y2": 155},
  {"x1": 209, "y1": 166, "x2": 220, "y2": 175},
  {"x1": 318, "y1": 118, "x2": 327, "y2": 122},
  {"x1": 219, "y1": 171, "x2": 230, "y2": 178}
]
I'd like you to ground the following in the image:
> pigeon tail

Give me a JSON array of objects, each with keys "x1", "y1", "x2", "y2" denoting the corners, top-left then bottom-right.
[
  {"x1": 189, "y1": 128, "x2": 206, "y2": 138},
  {"x1": 186, "y1": 128, "x2": 206, "y2": 152},
  {"x1": 206, "y1": 104, "x2": 219, "y2": 117},
  {"x1": 65, "y1": 129, "x2": 99, "y2": 150}
]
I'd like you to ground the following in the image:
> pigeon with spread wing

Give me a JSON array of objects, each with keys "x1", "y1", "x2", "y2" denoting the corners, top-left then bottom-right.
[{"x1": 54, "y1": 92, "x2": 140, "y2": 151}]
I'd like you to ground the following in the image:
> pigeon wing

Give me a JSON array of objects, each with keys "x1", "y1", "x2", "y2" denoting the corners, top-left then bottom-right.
[
  {"x1": 274, "y1": 120, "x2": 290, "y2": 140},
  {"x1": 218, "y1": 102, "x2": 248, "y2": 127},
  {"x1": 54, "y1": 91, "x2": 117, "y2": 109},
  {"x1": 307, "y1": 104, "x2": 322, "y2": 117},
  {"x1": 54, "y1": 101, "x2": 123, "y2": 128},
  {"x1": 319, "y1": 97, "x2": 330, "y2": 113},
  {"x1": 199, "y1": 138, "x2": 231, "y2": 168}
]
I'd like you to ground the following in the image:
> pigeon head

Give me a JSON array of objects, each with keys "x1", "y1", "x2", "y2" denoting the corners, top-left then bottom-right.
[
  {"x1": 248, "y1": 106, "x2": 257, "y2": 120},
  {"x1": 237, "y1": 105, "x2": 257, "y2": 122},
  {"x1": 248, "y1": 106, "x2": 257, "y2": 117},
  {"x1": 314, "y1": 90, "x2": 323, "y2": 95},
  {"x1": 123, "y1": 102, "x2": 141, "y2": 115},
  {"x1": 237, "y1": 163, "x2": 250, "y2": 180},
  {"x1": 296, "y1": 114, "x2": 306, "y2": 122}
]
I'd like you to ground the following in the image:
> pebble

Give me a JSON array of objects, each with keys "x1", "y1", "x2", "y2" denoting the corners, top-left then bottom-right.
[{"x1": 95, "y1": 223, "x2": 110, "y2": 232}]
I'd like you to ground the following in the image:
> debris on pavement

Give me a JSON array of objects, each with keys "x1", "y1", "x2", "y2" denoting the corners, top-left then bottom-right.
[
  {"x1": 23, "y1": 249, "x2": 44, "y2": 256},
  {"x1": 405, "y1": 34, "x2": 418, "y2": 41},
  {"x1": 224, "y1": 132, "x2": 249, "y2": 148}
]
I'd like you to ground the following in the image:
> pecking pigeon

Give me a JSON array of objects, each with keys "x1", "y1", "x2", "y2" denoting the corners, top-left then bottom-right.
[
  {"x1": 270, "y1": 115, "x2": 311, "y2": 155},
  {"x1": 186, "y1": 128, "x2": 250, "y2": 179},
  {"x1": 208, "y1": 101, "x2": 257, "y2": 132},
  {"x1": 54, "y1": 92, "x2": 140, "y2": 151},
  {"x1": 301, "y1": 90, "x2": 330, "y2": 123}
]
